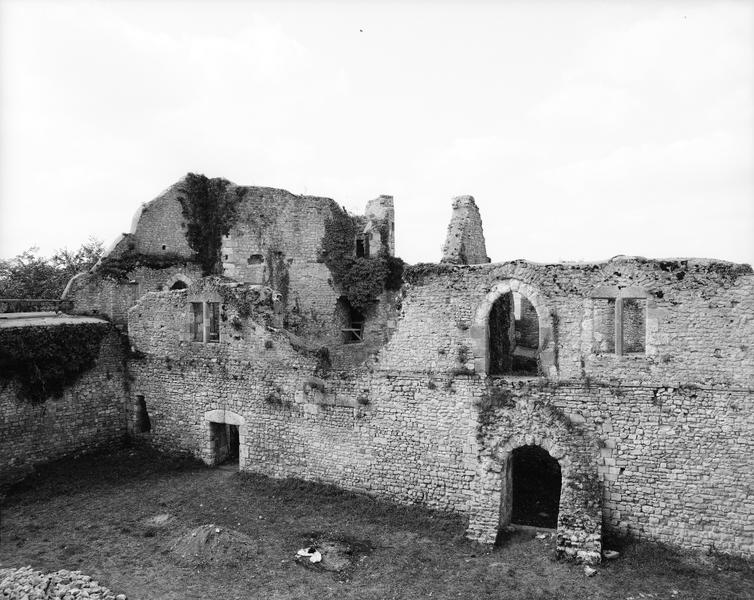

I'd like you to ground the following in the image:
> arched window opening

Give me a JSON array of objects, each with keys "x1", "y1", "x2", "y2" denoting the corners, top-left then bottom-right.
[
  {"x1": 489, "y1": 291, "x2": 539, "y2": 376},
  {"x1": 335, "y1": 297, "x2": 364, "y2": 343},
  {"x1": 170, "y1": 280, "x2": 188, "y2": 290},
  {"x1": 511, "y1": 445, "x2": 561, "y2": 529}
]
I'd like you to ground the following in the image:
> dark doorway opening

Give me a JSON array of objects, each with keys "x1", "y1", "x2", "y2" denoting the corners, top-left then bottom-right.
[
  {"x1": 511, "y1": 445, "x2": 561, "y2": 528},
  {"x1": 170, "y1": 280, "x2": 188, "y2": 290},
  {"x1": 134, "y1": 395, "x2": 151, "y2": 433},
  {"x1": 210, "y1": 422, "x2": 240, "y2": 466},
  {"x1": 335, "y1": 297, "x2": 365, "y2": 343}
]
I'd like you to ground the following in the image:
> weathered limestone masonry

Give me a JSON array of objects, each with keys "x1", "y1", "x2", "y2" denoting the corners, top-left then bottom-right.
[
  {"x1": 8, "y1": 174, "x2": 750, "y2": 564},
  {"x1": 441, "y1": 195, "x2": 490, "y2": 265},
  {"x1": 0, "y1": 317, "x2": 128, "y2": 486},
  {"x1": 63, "y1": 176, "x2": 395, "y2": 341}
]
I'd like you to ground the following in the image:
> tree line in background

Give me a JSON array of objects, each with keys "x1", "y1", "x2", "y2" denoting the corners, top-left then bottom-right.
[{"x1": 0, "y1": 238, "x2": 104, "y2": 299}]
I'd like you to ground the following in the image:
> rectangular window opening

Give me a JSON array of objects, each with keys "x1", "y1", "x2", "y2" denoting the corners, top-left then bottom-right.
[
  {"x1": 592, "y1": 298, "x2": 616, "y2": 354},
  {"x1": 355, "y1": 237, "x2": 366, "y2": 258},
  {"x1": 622, "y1": 298, "x2": 646, "y2": 354},
  {"x1": 191, "y1": 302, "x2": 204, "y2": 342}
]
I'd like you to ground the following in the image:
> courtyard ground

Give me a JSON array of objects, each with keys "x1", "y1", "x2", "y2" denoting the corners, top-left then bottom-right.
[{"x1": 1, "y1": 446, "x2": 751, "y2": 600}]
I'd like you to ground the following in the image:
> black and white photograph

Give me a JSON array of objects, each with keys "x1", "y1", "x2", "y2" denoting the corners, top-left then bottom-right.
[{"x1": 0, "y1": 1, "x2": 752, "y2": 598}]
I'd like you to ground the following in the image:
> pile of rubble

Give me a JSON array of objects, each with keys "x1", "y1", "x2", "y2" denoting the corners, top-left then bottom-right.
[{"x1": 0, "y1": 566, "x2": 126, "y2": 599}]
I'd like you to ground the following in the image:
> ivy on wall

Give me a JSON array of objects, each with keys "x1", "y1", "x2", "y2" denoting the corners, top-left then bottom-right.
[
  {"x1": 97, "y1": 251, "x2": 190, "y2": 281},
  {"x1": 178, "y1": 173, "x2": 237, "y2": 276},
  {"x1": 319, "y1": 204, "x2": 404, "y2": 312},
  {"x1": 0, "y1": 323, "x2": 109, "y2": 403}
]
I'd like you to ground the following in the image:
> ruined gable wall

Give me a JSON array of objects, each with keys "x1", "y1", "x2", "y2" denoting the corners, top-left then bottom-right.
[
  {"x1": 128, "y1": 179, "x2": 194, "y2": 257},
  {"x1": 220, "y1": 187, "x2": 340, "y2": 325},
  {"x1": 0, "y1": 329, "x2": 128, "y2": 484}
]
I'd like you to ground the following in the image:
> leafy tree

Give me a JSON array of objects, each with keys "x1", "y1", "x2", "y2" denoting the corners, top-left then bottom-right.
[{"x1": 0, "y1": 238, "x2": 104, "y2": 299}]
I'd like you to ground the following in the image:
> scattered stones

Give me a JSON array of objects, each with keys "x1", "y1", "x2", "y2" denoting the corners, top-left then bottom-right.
[
  {"x1": 144, "y1": 513, "x2": 174, "y2": 527},
  {"x1": 603, "y1": 550, "x2": 620, "y2": 560},
  {"x1": 583, "y1": 566, "x2": 598, "y2": 577},
  {"x1": 0, "y1": 566, "x2": 125, "y2": 599}
]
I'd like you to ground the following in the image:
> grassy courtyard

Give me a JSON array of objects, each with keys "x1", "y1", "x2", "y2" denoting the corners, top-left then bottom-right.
[{"x1": 1, "y1": 447, "x2": 751, "y2": 599}]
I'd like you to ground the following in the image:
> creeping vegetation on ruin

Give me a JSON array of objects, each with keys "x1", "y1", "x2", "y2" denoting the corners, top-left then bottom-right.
[
  {"x1": 218, "y1": 284, "x2": 276, "y2": 329},
  {"x1": 320, "y1": 204, "x2": 404, "y2": 311},
  {"x1": 266, "y1": 249, "x2": 290, "y2": 307},
  {"x1": 178, "y1": 173, "x2": 237, "y2": 276},
  {"x1": 403, "y1": 263, "x2": 461, "y2": 285},
  {"x1": 97, "y1": 250, "x2": 190, "y2": 281},
  {"x1": 0, "y1": 323, "x2": 109, "y2": 403}
]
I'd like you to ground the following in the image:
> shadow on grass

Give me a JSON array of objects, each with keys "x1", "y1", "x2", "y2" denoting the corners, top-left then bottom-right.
[{"x1": 2, "y1": 442, "x2": 205, "y2": 506}]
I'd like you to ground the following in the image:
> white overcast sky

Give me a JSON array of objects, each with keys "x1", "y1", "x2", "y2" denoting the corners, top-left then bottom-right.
[{"x1": 1, "y1": 0, "x2": 752, "y2": 265}]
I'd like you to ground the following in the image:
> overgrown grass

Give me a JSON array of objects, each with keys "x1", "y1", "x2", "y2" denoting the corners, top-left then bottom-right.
[{"x1": 1, "y1": 447, "x2": 751, "y2": 600}]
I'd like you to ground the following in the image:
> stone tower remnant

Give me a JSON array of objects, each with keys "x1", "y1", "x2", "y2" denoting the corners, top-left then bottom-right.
[{"x1": 441, "y1": 195, "x2": 490, "y2": 264}]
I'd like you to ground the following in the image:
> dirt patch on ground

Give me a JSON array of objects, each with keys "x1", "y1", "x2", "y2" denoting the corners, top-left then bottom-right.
[
  {"x1": 294, "y1": 532, "x2": 372, "y2": 577},
  {"x1": 168, "y1": 524, "x2": 260, "y2": 566}
]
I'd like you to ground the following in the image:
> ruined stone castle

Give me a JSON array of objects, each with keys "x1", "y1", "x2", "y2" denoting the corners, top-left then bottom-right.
[{"x1": 1, "y1": 174, "x2": 752, "y2": 563}]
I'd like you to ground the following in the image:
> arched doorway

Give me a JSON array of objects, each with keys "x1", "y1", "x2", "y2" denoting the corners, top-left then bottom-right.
[
  {"x1": 170, "y1": 280, "x2": 188, "y2": 290},
  {"x1": 510, "y1": 445, "x2": 561, "y2": 528}
]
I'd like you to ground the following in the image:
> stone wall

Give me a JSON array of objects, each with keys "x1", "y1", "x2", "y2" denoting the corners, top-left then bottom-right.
[
  {"x1": 63, "y1": 264, "x2": 203, "y2": 326},
  {"x1": 0, "y1": 328, "x2": 128, "y2": 485},
  {"x1": 46, "y1": 176, "x2": 754, "y2": 560},
  {"x1": 392, "y1": 258, "x2": 754, "y2": 388},
  {"x1": 128, "y1": 178, "x2": 195, "y2": 258},
  {"x1": 124, "y1": 257, "x2": 754, "y2": 559}
]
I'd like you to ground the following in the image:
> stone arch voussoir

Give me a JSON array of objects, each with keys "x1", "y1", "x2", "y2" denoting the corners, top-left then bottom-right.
[
  {"x1": 166, "y1": 273, "x2": 193, "y2": 290},
  {"x1": 466, "y1": 403, "x2": 602, "y2": 563}
]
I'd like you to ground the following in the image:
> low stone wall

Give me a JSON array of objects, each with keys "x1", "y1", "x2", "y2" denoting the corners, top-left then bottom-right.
[{"x1": 0, "y1": 330, "x2": 128, "y2": 486}]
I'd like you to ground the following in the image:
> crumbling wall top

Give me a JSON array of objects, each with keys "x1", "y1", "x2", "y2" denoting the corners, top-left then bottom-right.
[{"x1": 441, "y1": 195, "x2": 490, "y2": 265}]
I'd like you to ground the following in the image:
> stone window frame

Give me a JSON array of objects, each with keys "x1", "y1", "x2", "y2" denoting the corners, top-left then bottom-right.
[
  {"x1": 470, "y1": 279, "x2": 557, "y2": 378},
  {"x1": 588, "y1": 286, "x2": 655, "y2": 356},
  {"x1": 189, "y1": 296, "x2": 221, "y2": 344},
  {"x1": 201, "y1": 409, "x2": 247, "y2": 468}
]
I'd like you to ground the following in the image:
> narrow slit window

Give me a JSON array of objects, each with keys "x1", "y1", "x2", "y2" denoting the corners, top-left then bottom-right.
[{"x1": 208, "y1": 302, "x2": 220, "y2": 343}]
